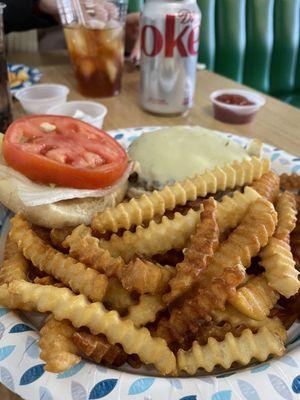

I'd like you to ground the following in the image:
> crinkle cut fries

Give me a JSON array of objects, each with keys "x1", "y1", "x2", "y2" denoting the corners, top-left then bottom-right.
[{"x1": 1, "y1": 158, "x2": 300, "y2": 376}]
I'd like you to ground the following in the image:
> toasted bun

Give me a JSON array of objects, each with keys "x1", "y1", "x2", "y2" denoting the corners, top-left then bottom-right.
[
  {"x1": 0, "y1": 176, "x2": 127, "y2": 228},
  {"x1": 127, "y1": 185, "x2": 150, "y2": 198}
]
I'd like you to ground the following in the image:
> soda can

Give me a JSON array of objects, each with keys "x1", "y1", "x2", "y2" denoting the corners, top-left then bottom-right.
[{"x1": 140, "y1": 0, "x2": 201, "y2": 116}]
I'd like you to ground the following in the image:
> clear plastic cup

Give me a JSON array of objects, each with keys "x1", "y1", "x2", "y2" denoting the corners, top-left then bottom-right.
[
  {"x1": 47, "y1": 100, "x2": 107, "y2": 128},
  {"x1": 15, "y1": 84, "x2": 69, "y2": 114},
  {"x1": 57, "y1": 0, "x2": 128, "y2": 98},
  {"x1": 210, "y1": 89, "x2": 266, "y2": 124}
]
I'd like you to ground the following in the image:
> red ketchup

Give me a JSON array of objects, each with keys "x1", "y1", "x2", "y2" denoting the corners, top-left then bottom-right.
[
  {"x1": 212, "y1": 93, "x2": 258, "y2": 124},
  {"x1": 216, "y1": 94, "x2": 255, "y2": 106}
]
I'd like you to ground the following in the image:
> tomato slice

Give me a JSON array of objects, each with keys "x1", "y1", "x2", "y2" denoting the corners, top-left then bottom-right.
[{"x1": 2, "y1": 115, "x2": 128, "y2": 189}]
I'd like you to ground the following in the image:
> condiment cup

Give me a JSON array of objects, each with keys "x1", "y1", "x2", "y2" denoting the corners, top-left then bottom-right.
[
  {"x1": 15, "y1": 84, "x2": 69, "y2": 115},
  {"x1": 210, "y1": 89, "x2": 266, "y2": 124},
  {"x1": 47, "y1": 101, "x2": 108, "y2": 129}
]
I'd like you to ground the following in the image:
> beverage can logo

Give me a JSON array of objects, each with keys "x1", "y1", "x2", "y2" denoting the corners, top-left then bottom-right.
[
  {"x1": 178, "y1": 9, "x2": 195, "y2": 24},
  {"x1": 141, "y1": 13, "x2": 199, "y2": 58}
]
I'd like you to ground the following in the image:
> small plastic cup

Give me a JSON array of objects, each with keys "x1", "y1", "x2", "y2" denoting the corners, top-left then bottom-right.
[
  {"x1": 15, "y1": 84, "x2": 69, "y2": 114},
  {"x1": 210, "y1": 89, "x2": 266, "y2": 124},
  {"x1": 47, "y1": 100, "x2": 108, "y2": 129}
]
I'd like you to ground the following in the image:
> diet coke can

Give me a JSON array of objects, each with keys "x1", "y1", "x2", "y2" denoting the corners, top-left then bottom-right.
[{"x1": 140, "y1": 0, "x2": 201, "y2": 116}]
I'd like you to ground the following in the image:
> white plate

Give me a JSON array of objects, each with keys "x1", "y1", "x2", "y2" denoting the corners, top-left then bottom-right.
[{"x1": 0, "y1": 126, "x2": 299, "y2": 400}]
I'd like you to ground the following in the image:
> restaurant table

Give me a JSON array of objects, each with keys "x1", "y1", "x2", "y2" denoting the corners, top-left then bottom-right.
[
  {"x1": 2, "y1": 51, "x2": 300, "y2": 400},
  {"x1": 8, "y1": 51, "x2": 300, "y2": 155}
]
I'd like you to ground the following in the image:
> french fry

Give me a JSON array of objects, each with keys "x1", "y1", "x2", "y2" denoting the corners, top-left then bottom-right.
[
  {"x1": 92, "y1": 157, "x2": 269, "y2": 234},
  {"x1": 177, "y1": 327, "x2": 285, "y2": 374},
  {"x1": 164, "y1": 198, "x2": 219, "y2": 303},
  {"x1": 8, "y1": 69, "x2": 29, "y2": 88},
  {"x1": 34, "y1": 276, "x2": 58, "y2": 286},
  {"x1": 246, "y1": 139, "x2": 263, "y2": 158},
  {"x1": 65, "y1": 225, "x2": 174, "y2": 295},
  {"x1": 31, "y1": 259, "x2": 134, "y2": 313},
  {"x1": 95, "y1": 209, "x2": 202, "y2": 262},
  {"x1": 192, "y1": 321, "x2": 238, "y2": 347},
  {"x1": 127, "y1": 295, "x2": 165, "y2": 327},
  {"x1": 155, "y1": 198, "x2": 276, "y2": 344},
  {"x1": 259, "y1": 237, "x2": 300, "y2": 298},
  {"x1": 73, "y1": 331, "x2": 127, "y2": 366},
  {"x1": 7, "y1": 280, "x2": 177, "y2": 375},
  {"x1": 17, "y1": 69, "x2": 29, "y2": 82},
  {"x1": 0, "y1": 237, "x2": 33, "y2": 311},
  {"x1": 32, "y1": 226, "x2": 51, "y2": 243},
  {"x1": 211, "y1": 305, "x2": 287, "y2": 341},
  {"x1": 216, "y1": 186, "x2": 261, "y2": 232},
  {"x1": 203, "y1": 198, "x2": 277, "y2": 282},
  {"x1": 10, "y1": 215, "x2": 108, "y2": 302},
  {"x1": 156, "y1": 265, "x2": 245, "y2": 345},
  {"x1": 38, "y1": 289, "x2": 131, "y2": 368},
  {"x1": 64, "y1": 225, "x2": 124, "y2": 277},
  {"x1": 229, "y1": 275, "x2": 279, "y2": 320},
  {"x1": 50, "y1": 227, "x2": 73, "y2": 250},
  {"x1": 251, "y1": 171, "x2": 280, "y2": 203},
  {"x1": 165, "y1": 197, "x2": 203, "y2": 216},
  {"x1": 0, "y1": 237, "x2": 29, "y2": 284},
  {"x1": 104, "y1": 278, "x2": 135, "y2": 313},
  {"x1": 121, "y1": 259, "x2": 174, "y2": 295},
  {"x1": 274, "y1": 191, "x2": 297, "y2": 242},
  {"x1": 97, "y1": 187, "x2": 260, "y2": 263},
  {"x1": 191, "y1": 315, "x2": 284, "y2": 350},
  {"x1": 192, "y1": 308, "x2": 286, "y2": 350},
  {"x1": 280, "y1": 173, "x2": 300, "y2": 190},
  {"x1": 0, "y1": 283, "x2": 35, "y2": 311},
  {"x1": 39, "y1": 315, "x2": 81, "y2": 373}
]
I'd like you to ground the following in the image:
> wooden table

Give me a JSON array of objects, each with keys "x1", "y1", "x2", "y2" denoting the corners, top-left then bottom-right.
[
  {"x1": 3, "y1": 51, "x2": 300, "y2": 400},
  {"x1": 9, "y1": 51, "x2": 300, "y2": 156}
]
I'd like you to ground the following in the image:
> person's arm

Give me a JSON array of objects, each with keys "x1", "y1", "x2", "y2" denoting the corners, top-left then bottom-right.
[
  {"x1": 37, "y1": 0, "x2": 59, "y2": 18},
  {"x1": 3, "y1": 0, "x2": 57, "y2": 34}
]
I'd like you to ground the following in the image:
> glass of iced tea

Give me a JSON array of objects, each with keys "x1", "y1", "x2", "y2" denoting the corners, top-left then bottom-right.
[{"x1": 58, "y1": 0, "x2": 128, "y2": 98}]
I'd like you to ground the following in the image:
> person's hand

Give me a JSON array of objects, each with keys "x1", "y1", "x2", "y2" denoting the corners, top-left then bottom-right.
[
  {"x1": 38, "y1": 0, "x2": 59, "y2": 17},
  {"x1": 125, "y1": 12, "x2": 140, "y2": 61}
]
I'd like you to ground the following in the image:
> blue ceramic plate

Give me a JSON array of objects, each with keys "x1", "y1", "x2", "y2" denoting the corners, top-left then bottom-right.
[
  {"x1": 8, "y1": 63, "x2": 42, "y2": 94},
  {"x1": 0, "y1": 127, "x2": 299, "y2": 400}
]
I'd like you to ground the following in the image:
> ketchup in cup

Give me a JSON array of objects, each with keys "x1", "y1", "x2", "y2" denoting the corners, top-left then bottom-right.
[
  {"x1": 215, "y1": 94, "x2": 255, "y2": 107},
  {"x1": 210, "y1": 89, "x2": 266, "y2": 124}
]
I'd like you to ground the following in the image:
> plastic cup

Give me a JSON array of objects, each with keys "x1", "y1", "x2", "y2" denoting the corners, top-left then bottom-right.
[
  {"x1": 210, "y1": 89, "x2": 266, "y2": 124},
  {"x1": 57, "y1": 0, "x2": 128, "y2": 98},
  {"x1": 15, "y1": 84, "x2": 69, "y2": 114},
  {"x1": 47, "y1": 100, "x2": 107, "y2": 129}
]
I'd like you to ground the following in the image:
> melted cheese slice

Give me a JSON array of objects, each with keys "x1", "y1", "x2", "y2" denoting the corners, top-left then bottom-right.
[{"x1": 128, "y1": 126, "x2": 251, "y2": 189}]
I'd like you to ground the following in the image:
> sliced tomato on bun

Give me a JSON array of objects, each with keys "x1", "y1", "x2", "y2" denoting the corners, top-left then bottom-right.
[{"x1": 2, "y1": 115, "x2": 128, "y2": 189}]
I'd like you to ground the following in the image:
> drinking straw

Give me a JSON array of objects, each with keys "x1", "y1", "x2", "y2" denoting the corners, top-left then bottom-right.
[{"x1": 73, "y1": 0, "x2": 86, "y2": 25}]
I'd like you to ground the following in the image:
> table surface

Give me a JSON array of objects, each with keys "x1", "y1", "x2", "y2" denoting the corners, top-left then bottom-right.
[
  {"x1": 3, "y1": 50, "x2": 300, "y2": 400},
  {"x1": 9, "y1": 51, "x2": 300, "y2": 156}
]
